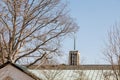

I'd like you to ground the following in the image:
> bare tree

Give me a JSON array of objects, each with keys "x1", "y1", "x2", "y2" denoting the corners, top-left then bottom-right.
[
  {"x1": 103, "y1": 24, "x2": 120, "y2": 80},
  {"x1": 0, "y1": 0, "x2": 78, "y2": 66},
  {"x1": 40, "y1": 70, "x2": 64, "y2": 80},
  {"x1": 102, "y1": 70, "x2": 116, "y2": 80},
  {"x1": 72, "y1": 70, "x2": 89, "y2": 80}
]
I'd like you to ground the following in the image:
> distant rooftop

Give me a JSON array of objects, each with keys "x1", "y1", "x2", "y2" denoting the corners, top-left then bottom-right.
[{"x1": 29, "y1": 65, "x2": 120, "y2": 70}]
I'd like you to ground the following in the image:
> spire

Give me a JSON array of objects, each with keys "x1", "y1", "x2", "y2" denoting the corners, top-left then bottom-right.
[{"x1": 74, "y1": 32, "x2": 76, "y2": 50}]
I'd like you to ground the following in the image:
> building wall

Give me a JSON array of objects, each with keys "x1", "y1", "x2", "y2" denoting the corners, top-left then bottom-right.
[{"x1": 0, "y1": 64, "x2": 35, "y2": 80}]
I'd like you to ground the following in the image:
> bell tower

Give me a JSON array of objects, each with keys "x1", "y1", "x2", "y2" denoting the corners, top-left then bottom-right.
[{"x1": 69, "y1": 50, "x2": 80, "y2": 65}]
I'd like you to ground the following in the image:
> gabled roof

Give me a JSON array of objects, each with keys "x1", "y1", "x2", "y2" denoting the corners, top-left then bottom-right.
[{"x1": 0, "y1": 61, "x2": 41, "y2": 80}]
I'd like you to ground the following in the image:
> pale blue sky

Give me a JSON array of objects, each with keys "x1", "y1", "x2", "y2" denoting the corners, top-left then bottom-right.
[{"x1": 61, "y1": 0, "x2": 120, "y2": 64}]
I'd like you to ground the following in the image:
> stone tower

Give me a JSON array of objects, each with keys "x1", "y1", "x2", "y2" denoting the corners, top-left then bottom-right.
[{"x1": 69, "y1": 50, "x2": 80, "y2": 65}]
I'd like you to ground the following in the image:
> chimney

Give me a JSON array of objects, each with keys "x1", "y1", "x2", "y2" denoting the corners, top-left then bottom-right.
[{"x1": 69, "y1": 50, "x2": 80, "y2": 65}]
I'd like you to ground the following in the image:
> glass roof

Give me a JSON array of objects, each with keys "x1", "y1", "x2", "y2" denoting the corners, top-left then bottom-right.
[{"x1": 29, "y1": 70, "x2": 120, "y2": 80}]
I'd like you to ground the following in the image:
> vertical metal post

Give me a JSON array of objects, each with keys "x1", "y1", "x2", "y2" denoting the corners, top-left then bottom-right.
[{"x1": 74, "y1": 32, "x2": 76, "y2": 50}]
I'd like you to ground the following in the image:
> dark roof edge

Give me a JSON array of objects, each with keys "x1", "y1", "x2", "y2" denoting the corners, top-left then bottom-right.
[{"x1": 29, "y1": 65, "x2": 120, "y2": 70}]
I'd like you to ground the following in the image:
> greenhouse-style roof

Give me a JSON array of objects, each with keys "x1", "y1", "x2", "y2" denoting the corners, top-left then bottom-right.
[{"x1": 29, "y1": 65, "x2": 120, "y2": 80}]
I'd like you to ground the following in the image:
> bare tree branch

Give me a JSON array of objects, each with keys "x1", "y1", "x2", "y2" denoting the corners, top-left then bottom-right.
[
  {"x1": 103, "y1": 24, "x2": 120, "y2": 79},
  {"x1": 0, "y1": 0, "x2": 79, "y2": 66}
]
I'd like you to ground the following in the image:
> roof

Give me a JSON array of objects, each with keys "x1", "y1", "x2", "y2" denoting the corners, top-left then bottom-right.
[
  {"x1": 0, "y1": 61, "x2": 41, "y2": 80},
  {"x1": 29, "y1": 65, "x2": 120, "y2": 80},
  {"x1": 29, "y1": 64, "x2": 120, "y2": 70}
]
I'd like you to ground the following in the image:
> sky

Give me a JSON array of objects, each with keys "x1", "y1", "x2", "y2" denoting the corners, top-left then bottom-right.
[{"x1": 61, "y1": 0, "x2": 120, "y2": 64}]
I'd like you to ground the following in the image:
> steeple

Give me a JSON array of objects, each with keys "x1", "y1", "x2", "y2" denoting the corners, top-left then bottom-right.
[{"x1": 69, "y1": 32, "x2": 80, "y2": 65}]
